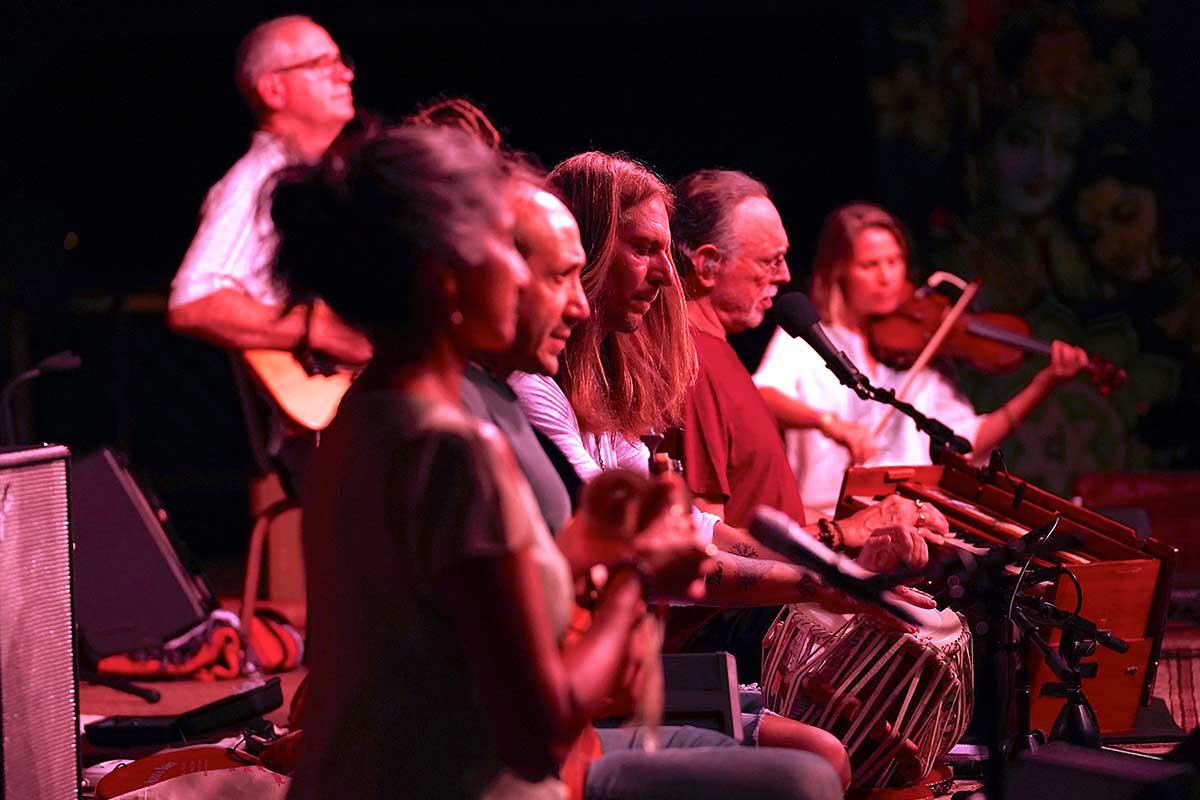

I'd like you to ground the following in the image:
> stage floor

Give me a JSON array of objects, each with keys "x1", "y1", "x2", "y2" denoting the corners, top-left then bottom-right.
[{"x1": 75, "y1": 615, "x2": 1200, "y2": 797}]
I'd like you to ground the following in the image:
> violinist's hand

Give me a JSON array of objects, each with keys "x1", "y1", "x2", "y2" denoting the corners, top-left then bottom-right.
[
  {"x1": 1044, "y1": 340, "x2": 1090, "y2": 384},
  {"x1": 819, "y1": 413, "x2": 877, "y2": 465},
  {"x1": 839, "y1": 494, "x2": 949, "y2": 550}
]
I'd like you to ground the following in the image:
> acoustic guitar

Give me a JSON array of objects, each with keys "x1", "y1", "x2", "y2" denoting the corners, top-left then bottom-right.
[{"x1": 241, "y1": 349, "x2": 356, "y2": 431}]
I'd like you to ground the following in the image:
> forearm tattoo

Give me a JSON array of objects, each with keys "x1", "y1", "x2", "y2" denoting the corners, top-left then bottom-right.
[
  {"x1": 706, "y1": 560, "x2": 724, "y2": 588},
  {"x1": 794, "y1": 574, "x2": 819, "y2": 602},
  {"x1": 730, "y1": 542, "x2": 759, "y2": 559},
  {"x1": 735, "y1": 559, "x2": 770, "y2": 592}
]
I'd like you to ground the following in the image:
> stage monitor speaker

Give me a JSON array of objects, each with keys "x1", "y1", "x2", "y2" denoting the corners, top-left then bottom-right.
[
  {"x1": 70, "y1": 448, "x2": 214, "y2": 658},
  {"x1": 1007, "y1": 741, "x2": 1197, "y2": 799},
  {"x1": 0, "y1": 445, "x2": 80, "y2": 799}
]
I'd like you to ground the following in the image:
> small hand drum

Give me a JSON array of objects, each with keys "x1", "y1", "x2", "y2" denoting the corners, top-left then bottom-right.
[{"x1": 762, "y1": 604, "x2": 973, "y2": 789}]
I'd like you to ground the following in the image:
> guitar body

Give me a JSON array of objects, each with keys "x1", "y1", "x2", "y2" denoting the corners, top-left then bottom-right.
[{"x1": 242, "y1": 349, "x2": 355, "y2": 431}]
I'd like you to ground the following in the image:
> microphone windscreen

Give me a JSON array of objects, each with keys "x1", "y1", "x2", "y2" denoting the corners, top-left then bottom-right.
[{"x1": 774, "y1": 293, "x2": 821, "y2": 338}]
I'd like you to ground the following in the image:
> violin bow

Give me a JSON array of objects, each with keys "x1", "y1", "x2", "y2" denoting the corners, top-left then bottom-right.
[{"x1": 870, "y1": 274, "x2": 980, "y2": 439}]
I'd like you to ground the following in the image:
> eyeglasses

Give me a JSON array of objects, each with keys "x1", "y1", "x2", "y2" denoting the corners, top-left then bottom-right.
[
  {"x1": 271, "y1": 52, "x2": 354, "y2": 74},
  {"x1": 758, "y1": 254, "x2": 789, "y2": 274}
]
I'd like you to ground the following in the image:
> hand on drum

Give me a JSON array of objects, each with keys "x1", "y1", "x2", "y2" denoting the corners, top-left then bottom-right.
[
  {"x1": 813, "y1": 583, "x2": 936, "y2": 635},
  {"x1": 855, "y1": 525, "x2": 929, "y2": 572},
  {"x1": 841, "y1": 494, "x2": 949, "y2": 552}
]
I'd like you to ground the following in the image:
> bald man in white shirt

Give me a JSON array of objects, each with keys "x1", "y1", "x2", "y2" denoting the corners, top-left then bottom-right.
[{"x1": 169, "y1": 15, "x2": 371, "y2": 492}]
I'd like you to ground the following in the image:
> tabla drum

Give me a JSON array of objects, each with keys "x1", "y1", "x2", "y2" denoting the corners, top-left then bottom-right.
[{"x1": 762, "y1": 603, "x2": 973, "y2": 790}]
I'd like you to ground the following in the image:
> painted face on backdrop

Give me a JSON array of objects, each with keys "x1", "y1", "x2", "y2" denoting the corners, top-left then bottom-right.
[
  {"x1": 453, "y1": 192, "x2": 532, "y2": 356},
  {"x1": 269, "y1": 20, "x2": 356, "y2": 127},
  {"x1": 603, "y1": 196, "x2": 673, "y2": 333},
  {"x1": 839, "y1": 226, "x2": 908, "y2": 324},
  {"x1": 992, "y1": 99, "x2": 1082, "y2": 218},
  {"x1": 511, "y1": 189, "x2": 590, "y2": 375},
  {"x1": 708, "y1": 196, "x2": 790, "y2": 334},
  {"x1": 1073, "y1": 176, "x2": 1159, "y2": 285}
]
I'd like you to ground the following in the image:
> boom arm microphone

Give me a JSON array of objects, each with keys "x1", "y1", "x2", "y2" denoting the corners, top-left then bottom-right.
[
  {"x1": 773, "y1": 292, "x2": 972, "y2": 459},
  {"x1": 748, "y1": 505, "x2": 927, "y2": 626},
  {"x1": 1, "y1": 350, "x2": 83, "y2": 445},
  {"x1": 775, "y1": 293, "x2": 872, "y2": 400}
]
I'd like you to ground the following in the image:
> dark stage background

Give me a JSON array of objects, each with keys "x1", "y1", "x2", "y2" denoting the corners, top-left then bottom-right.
[{"x1": 3, "y1": 2, "x2": 1199, "y2": 559}]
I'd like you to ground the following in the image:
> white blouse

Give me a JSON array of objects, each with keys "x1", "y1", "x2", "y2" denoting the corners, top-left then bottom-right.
[
  {"x1": 753, "y1": 324, "x2": 985, "y2": 517},
  {"x1": 509, "y1": 371, "x2": 717, "y2": 546}
]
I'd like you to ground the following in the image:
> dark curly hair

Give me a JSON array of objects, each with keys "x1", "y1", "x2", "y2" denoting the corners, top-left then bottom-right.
[{"x1": 269, "y1": 125, "x2": 509, "y2": 362}]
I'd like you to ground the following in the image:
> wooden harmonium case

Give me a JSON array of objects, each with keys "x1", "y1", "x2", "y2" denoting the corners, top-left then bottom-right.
[{"x1": 835, "y1": 452, "x2": 1175, "y2": 735}]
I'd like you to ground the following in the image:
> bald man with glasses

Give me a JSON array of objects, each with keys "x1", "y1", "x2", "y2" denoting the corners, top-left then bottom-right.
[{"x1": 169, "y1": 15, "x2": 371, "y2": 493}]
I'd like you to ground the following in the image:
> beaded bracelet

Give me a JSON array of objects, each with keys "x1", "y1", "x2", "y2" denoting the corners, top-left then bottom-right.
[{"x1": 817, "y1": 518, "x2": 844, "y2": 551}]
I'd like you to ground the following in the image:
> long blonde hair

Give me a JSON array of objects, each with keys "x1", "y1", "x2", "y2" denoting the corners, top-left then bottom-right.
[
  {"x1": 549, "y1": 152, "x2": 697, "y2": 438},
  {"x1": 810, "y1": 202, "x2": 912, "y2": 325}
]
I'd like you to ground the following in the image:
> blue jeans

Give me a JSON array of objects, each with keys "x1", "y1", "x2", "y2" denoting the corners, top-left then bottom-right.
[{"x1": 586, "y1": 726, "x2": 842, "y2": 800}]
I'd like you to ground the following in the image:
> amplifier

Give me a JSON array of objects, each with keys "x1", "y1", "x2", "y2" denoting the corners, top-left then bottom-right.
[
  {"x1": 71, "y1": 448, "x2": 213, "y2": 658},
  {"x1": 0, "y1": 445, "x2": 80, "y2": 799}
]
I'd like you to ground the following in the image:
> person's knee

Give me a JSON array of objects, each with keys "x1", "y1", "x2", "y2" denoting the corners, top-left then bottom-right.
[
  {"x1": 746, "y1": 749, "x2": 844, "y2": 800},
  {"x1": 584, "y1": 746, "x2": 843, "y2": 800},
  {"x1": 658, "y1": 725, "x2": 738, "y2": 749},
  {"x1": 756, "y1": 714, "x2": 851, "y2": 788}
]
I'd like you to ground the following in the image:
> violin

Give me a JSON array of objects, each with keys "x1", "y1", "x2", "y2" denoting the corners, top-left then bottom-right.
[{"x1": 866, "y1": 281, "x2": 1127, "y2": 396}]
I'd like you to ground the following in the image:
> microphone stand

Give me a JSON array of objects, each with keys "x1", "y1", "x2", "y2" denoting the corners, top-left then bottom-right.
[
  {"x1": 1013, "y1": 595, "x2": 1128, "y2": 749},
  {"x1": 925, "y1": 515, "x2": 1065, "y2": 800},
  {"x1": 862, "y1": 383, "x2": 974, "y2": 463},
  {"x1": 827, "y1": 362, "x2": 973, "y2": 463}
]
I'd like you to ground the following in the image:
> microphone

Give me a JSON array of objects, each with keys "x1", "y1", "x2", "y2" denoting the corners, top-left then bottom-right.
[
  {"x1": 748, "y1": 505, "x2": 927, "y2": 626},
  {"x1": 775, "y1": 293, "x2": 872, "y2": 400},
  {"x1": 1, "y1": 350, "x2": 83, "y2": 445}
]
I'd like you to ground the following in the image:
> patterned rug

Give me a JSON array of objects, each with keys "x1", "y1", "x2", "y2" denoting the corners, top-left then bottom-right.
[{"x1": 1154, "y1": 620, "x2": 1200, "y2": 732}]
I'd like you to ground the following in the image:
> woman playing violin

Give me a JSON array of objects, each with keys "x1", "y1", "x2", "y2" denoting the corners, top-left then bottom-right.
[{"x1": 754, "y1": 202, "x2": 1089, "y2": 518}]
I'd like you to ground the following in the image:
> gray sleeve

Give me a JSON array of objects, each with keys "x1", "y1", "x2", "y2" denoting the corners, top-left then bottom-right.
[{"x1": 395, "y1": 428, "x2": 531, "y2": 581}]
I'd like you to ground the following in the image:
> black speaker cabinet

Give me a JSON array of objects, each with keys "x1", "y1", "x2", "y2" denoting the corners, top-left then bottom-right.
[
  {"x1": 0, "y1": 445, "x2": 80, "y2": 799},
  {"x1": 70, "y1": 448, "x2": 213, "y2": 658},
  {"x1": 662, "y1": 652, "x2": 744, "y2": 742},
  {"x1": 1008, "y1": 741, "x2": 1197, "y2": 799}
]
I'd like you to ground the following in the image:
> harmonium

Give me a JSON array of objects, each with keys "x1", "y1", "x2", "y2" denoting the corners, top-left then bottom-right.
[{"x1": 835, "y1": 451, "x2": 1175, "y2": 735}]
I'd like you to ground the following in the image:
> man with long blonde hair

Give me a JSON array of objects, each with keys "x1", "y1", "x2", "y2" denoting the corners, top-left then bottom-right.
[{"x1": 522, "y1": 151, "x2": 697, "y2": 450}]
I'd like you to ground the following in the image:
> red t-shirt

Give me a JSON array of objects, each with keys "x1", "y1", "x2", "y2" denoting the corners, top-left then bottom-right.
[{"x1": 683, "y1": 326, "x2": 807, "y2": 528}]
